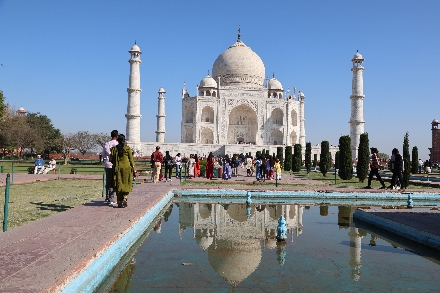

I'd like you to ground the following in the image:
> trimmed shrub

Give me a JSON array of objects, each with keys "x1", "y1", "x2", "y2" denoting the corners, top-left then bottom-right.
[
  {"x1": 292, "y1": 144, "x2": 302, "y2": 172},
  {"x1": 338, "y1": 135, "x2": 353, "y2": 180},
  {"x1": 284, "y1": 146, "x2": 292, "y2": 171},
  {"x1": 305, "y1": 142, "x2": 312, "y2": 173},
  {"x1": 403, "y1": 132, "x2": 410, "y2": 188},
  {"x1": 357, "y1": 133, "x2": 369, "y2": 182},
  {"x1": 319, "y1": 141, "x2": 331, "y2": 176},
  {"x1": 276, "y1": 147, "x2": 284, "y2": 167},
  {"x1": 411, "y1": 146, "x2": 418, "y2": 174}
]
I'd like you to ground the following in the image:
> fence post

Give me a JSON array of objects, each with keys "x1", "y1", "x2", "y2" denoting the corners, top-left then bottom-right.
[
  {"x1": 3, "y1": 174, "x2": 11, "y2": 232},
  {"x1": 57, "y1": 162, "x2": 60, "y2": 180},
  {"x1": 11, "y1": 163, "x2": 14, "y2": 184},
  {"x1": 102, "y1": 169, "x2": 106, "y2": 197}
]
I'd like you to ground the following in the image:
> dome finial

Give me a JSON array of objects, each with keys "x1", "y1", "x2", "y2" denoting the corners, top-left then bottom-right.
[
  {"x1": 135, "y1": 40, "x2": 137, "y2": 44},
  {"x1": 272, "y1": 72, "x2": 274, "y2": 78},
  {"x1": 208, "y1": 70, "x2": 210, "y2": 76},
  {"x1": 237, "y1": 25, "x2": 241, "y2": 41}
]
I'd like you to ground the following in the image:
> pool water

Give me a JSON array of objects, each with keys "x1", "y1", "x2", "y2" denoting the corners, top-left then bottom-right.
[{"x1": 102, "y1": 202, "x2": 440, "y2": 292}]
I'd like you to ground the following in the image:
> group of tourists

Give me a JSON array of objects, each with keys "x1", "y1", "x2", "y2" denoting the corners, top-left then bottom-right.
[{"x1": 252, "y1": 155, "x2": 282, "y2": 182}]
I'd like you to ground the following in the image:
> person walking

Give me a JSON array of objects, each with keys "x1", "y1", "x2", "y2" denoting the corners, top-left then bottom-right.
[
  {"x1": 151, "y1": 146, "x2": 163, "y2": 183},
  {"x1": 164, "y1": 151, "x2": 174, "y2": 182},
  {"x1": 389, "y1": 148, "x2": 404, "y2": 189},
  {"x1": 110, "y1": 134, "x2": 136, "y2": 208},
  {"x1": 364, "y1": 147, "x2": 386, "y2": 189},
  {"x1": 102, "y1": 130, "x2": 118, "y2": 205}
]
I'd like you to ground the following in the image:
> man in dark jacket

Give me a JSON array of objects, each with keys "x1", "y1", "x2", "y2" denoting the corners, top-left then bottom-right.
[{"x1": 389, "y1": 148, "x2": 404, "y2": 190}]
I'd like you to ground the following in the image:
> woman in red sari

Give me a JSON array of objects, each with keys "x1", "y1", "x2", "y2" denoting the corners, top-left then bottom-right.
[
  {"x1": 194, "y1": 154, "x2": 201, "y2": 178},
  {"x1": 206, "y1": 152, "x2": 215, "y2": 179}
]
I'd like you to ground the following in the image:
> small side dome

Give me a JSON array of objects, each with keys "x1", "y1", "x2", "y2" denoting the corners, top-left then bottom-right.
[
  {"x1": 267, "y1": 78, "x2": 283, "y2": 91},
  {"x1": 432, "y1": 118, "x2": 439, "y2": 124},
  {"x1": 200, "y1": 75, "x2": 217, "y2": 88},
  {"x1": 352, "y1": 51, "x2": 364, "y2": 62},
  {"x1": 158, "y1": 87, "x2": 166, "y2": 93},
  {"x1": 130, "y1": 43, "x2": 141, "y2": 52}
]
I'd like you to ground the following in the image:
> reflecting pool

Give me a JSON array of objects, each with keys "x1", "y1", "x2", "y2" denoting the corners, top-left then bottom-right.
[{"x1": 100, "y1": 202, "x2": 440, "y2": 292}]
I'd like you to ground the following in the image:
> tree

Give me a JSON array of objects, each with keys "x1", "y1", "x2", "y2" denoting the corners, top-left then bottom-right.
[
  {"x1": 94, "y1": 132, "x2": 109, "y2": 149},
  {"x1": 335, "y1": 151, "x2": 340, "y2": 169},
  {"x1": 256, "y1": 151, "x2": 261, "y2": 159},
  {"x1": 319, "y1": 141, "x2": 331, "y2": 176},
  {"x1": 276, "y1": 147, "x2": 284, "y2": 167},
  {"x1": 0, "y1": 90, "x2": 6, "y2": 122},
  {"x1": 357, "y1": 133, "x2": 370, "y2": 182},
  {"x1": 338, "y1": 135, "x2": 353, "y2": 180},
  {"x1": 411, "y1": 146, "x2": 418, "y2": 174},
  {"x1": 378, "y1": 152, "x2": 389, "y2": 161},
  {"x1": 25, "y1": 112, "x2": 62, "y2": 154},
  {"x1": 72, "y1": 131, "x2": 98, "y2": 157},
  {"x1": 305, "y1": 142, "x2": 312, "y2": 174},
  {"x1": 292, "y1": 144, "x2": 302, "y2": 172},
  {"x1": 59, "y1": 133, "x2": 76, "y2": 165},
  {"x1": 313, "y1": 154, "x2": 317, "y2": 168},
  {"x1": 403, "y1": 132, "x2": 411, "y2": 188},
  {"x1": 284, "y1": 146, "x2": 292, "y2": 171}
]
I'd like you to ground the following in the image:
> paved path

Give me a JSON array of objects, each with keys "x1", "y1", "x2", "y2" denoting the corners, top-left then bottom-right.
[{"x1": 0, "y1": 167, "x2": 439, "y2": 292}]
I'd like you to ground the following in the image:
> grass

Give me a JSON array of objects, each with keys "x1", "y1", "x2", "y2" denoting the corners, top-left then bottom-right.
[
  {"x1": 0, "y1": 161, "x2": 151, "y2": 175},
  {"x1": 293, "y1": 170, "x2": 434, "y2": 189},
  {"x1": 0, "y1": 179, "x2": 102, "y2": 229}
]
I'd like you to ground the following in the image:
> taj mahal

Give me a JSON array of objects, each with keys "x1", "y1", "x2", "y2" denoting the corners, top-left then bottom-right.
[{"x1": 125, "y1": 31, "x2": 365, "y2": 160}]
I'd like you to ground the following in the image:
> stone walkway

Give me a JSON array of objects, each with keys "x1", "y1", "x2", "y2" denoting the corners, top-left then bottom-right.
[{"x1": 0, "y1": 168, "x2": 439, "y2": 292}]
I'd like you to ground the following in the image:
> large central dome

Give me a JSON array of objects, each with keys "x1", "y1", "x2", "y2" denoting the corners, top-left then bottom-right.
[{"x1": 212, "y1": 40, "x2": 265, "y2": 88}]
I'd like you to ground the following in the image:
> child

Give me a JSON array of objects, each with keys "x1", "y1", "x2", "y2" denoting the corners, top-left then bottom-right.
[
  {"x1": 275, "y1": 158, "x2": 282, "y2": 180},
  {"x1": 222, "y1": 159, "x2": 232, "y2": 180}
]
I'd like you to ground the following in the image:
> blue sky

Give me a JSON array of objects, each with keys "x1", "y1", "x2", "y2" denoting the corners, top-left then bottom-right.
[{"x1": 0, "y1": 1, "x2": 438, "y2": 160}]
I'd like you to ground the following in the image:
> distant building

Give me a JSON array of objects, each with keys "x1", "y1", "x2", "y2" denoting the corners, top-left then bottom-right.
[{"x1": 429, "y1": 119, "x2": 440, "y2": 162}]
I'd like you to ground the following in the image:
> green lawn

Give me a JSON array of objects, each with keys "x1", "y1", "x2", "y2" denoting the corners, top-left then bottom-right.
[
  {"x1": 293, "y1": 170, "x2": 435, "y2": 189},
  {"x1": 0, "y1": 161, "x2": 152, "y2": 175},
  {"x1": 0, "y1": 179, "x2": 103, "y2": 229}
]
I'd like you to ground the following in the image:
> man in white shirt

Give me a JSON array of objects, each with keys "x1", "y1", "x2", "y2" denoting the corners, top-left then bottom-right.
[{"x1": 102, "y1": 130, "x2": 118, "y2": 205}]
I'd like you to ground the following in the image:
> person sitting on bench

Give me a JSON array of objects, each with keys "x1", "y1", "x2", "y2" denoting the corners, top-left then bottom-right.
[
  {"x1": 43, "y1": 157, "x2": 57, "y2": 174},
  {"x1": 34, "y1": 154, "x2": 45, "y2": 174}
]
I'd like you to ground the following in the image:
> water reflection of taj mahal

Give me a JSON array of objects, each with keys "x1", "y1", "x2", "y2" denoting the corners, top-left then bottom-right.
[{"x1": 177, "y1": 202, "x2": 304, "y2": 286}]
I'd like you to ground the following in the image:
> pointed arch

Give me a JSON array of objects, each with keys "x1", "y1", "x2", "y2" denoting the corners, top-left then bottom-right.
[
  {"x1": 291, "y1": 109, "x2": 298, "y2": 126},
  {"x1": 271, "y1": 129, "x2": 283, "y2": 145},
  {"x1": 201, "y1": 106, "x2": 214, "y2": 123},
  {"x1": 271, "y1": 108, "x2": 284, "y2": 125},
  {"x1": 227, "y1": 104, "x2": 257, "y2": 144},
  {"x1": 201, "y1": 128, "x2": 214, "y2": 144}
]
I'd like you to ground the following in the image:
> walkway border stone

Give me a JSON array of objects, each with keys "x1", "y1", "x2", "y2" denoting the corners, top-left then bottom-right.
[{"x1": 353, "y1": 208, "x2": 440, "y2": 252}]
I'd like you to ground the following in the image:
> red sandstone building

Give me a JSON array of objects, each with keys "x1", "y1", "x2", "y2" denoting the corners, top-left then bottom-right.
[{"x1": 429, "y1": 119, "x2": 440, "y2": 162}]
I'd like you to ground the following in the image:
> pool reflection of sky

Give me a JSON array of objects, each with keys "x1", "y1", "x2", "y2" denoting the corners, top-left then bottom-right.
[{"x1": 106, "y1": 203, "x2": 440, "y2": 292}]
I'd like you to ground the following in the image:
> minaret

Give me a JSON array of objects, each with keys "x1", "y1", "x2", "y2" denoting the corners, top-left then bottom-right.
[
  {"x1": 299, "y1": 91, "x2": 306, "y2": 150},
  {"x1": 156, "y1": 88, "x2": 166, "y2": 143},
  {"x1": 125, "y1": 42, "x2": 142, "y2": 145},
  {"x1": 349, "y1": 51, "x2": 365, "y2": 160}
]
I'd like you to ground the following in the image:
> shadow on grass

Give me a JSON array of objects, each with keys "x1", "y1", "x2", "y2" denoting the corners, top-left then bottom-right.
[{"x1": 29, "y1": 202, "x2": 73, "y2": 212}]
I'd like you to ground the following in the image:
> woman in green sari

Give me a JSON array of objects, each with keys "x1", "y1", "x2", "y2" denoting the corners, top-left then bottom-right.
[{"x1": 110, "y1": 134, "x2": 136, "y2": 208}]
